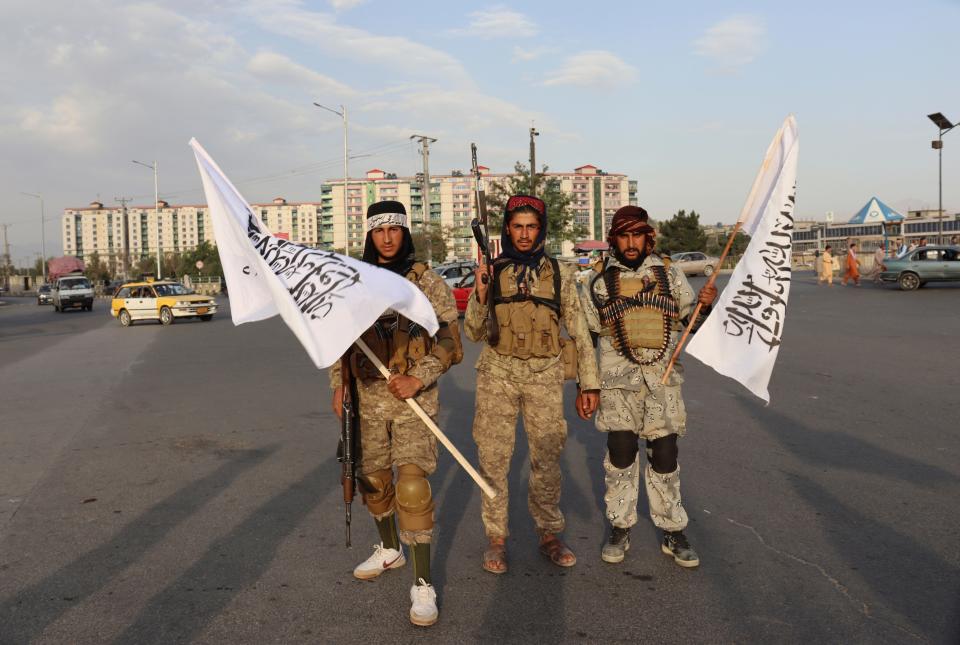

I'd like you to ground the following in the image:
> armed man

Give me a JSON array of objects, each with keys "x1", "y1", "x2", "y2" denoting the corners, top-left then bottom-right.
[
  {"x1": 465, "y1": 194, "x2": 600, "y2": 574},
  {"x1": 330, "y1": 200, "x2": 461, "y2": 626},
  {"x1": 577, "y1": 205, "x2": 715, "y2": 568}
]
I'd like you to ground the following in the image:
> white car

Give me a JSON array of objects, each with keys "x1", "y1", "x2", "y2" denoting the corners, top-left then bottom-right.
[{"x1": 53, "y1": 275, "x2": 95, "y2": 312}]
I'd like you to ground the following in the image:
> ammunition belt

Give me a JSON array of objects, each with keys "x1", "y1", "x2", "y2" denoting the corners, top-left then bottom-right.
[
  {"x1": 596, "y1": 292, "x2": 679, "y2": 327},
  {"x1": 592, "y1": 262, "x2": 676, "y2": 366}
]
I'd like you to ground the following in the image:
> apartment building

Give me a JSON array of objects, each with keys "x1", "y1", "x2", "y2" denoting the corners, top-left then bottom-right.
[
  {"x1": 320, "y1": 164, "x2": 637, "y2": 260},
  {"x1": 61, "y1": 199, "x2": 326, "y2": 275},
  {"x1": 62, "y1": 164, "x2": 638, "y2": 269}
]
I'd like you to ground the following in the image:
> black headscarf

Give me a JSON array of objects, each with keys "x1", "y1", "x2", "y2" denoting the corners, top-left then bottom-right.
[
  {"x1": 500, "y1": 194, "x2": 548, "y2": 270},
  {"x1": 361, "y1": 200, "x2": 416, "y2": 275}
]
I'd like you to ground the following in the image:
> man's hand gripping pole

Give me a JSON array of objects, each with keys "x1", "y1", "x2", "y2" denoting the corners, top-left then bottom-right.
[{"x1": 354, "y1": 339, "x2": 496, "y2": 499}]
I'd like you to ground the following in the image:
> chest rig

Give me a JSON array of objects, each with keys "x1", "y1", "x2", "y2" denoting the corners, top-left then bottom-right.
[
  {"x1": 351, "y1": 262, "x2": 432, "y2": 379},
  {"x1": 589, "y1": 259, "x2": 680, "y2": 365},
  {"x1": 489, "y1": 257, "x2": 563, "y2": 360}
]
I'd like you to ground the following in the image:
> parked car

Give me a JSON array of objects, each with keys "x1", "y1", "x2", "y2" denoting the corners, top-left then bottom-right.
[
  {"x1": 879, "y1": 245, "x2": 960, "y2": 291},
  {"x1": 451, "y1": 272, "x2": 476, "y2": 314},
  {"x1": 37, "y1": 284, "x2": 53, "y2": 305},
  {"x1": 53, "y1": 275, "x2": 94, "y2": 312},
  {"x1": 110, "y1": 280, "x2": 218, "y2": 326},
  {"x1": 670, "y1": 252, "x2": 719, "y2": 277},
  {"x1": 435, "y1": 261, "x2": 477, "y2": 287}
]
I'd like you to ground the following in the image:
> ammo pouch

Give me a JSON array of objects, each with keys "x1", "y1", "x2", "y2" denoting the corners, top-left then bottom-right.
[{"x1": 491, "y1": 258, "x2": 563, "y2": 360}]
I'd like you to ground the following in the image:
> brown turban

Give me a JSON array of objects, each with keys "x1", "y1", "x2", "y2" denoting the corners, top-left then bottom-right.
[{"x1": 607, "y1": 205, "x2": 655, "y2": 251}]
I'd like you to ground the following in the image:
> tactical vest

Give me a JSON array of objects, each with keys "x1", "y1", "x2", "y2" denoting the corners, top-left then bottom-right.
[
  {"x1": 351, "y1": 262, "x2": 459, "y2": 379},
  {"x1": 590, "y1": 258, "x2": 680, "y2": 365},
  {"x1": 489, "y1": 257, "x2": 563, "y2": 360}
]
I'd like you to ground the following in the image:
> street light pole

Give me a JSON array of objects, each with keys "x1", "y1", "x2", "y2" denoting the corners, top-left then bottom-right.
[
  {"x1": 314, "y1": 103, "x2": 349, "y2": 254},
  {"x1": 927, "y1": 112, "x2": 956, "y2": 243},
  {"x1": 132, "y1": 159, "x2": 161, "y2": 278},
  {"x1": 21, "y1": 192, "x2": 46, "y2": 283}
]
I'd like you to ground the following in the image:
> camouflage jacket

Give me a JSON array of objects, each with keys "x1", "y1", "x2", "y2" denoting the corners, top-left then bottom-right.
[
  {"x1": 464, "y1": 256, "x2": 600, "y2": 390},
  {"x1": 579, "y1": 254, "x2": 704, "y2": 390},
  {"x1": 329, "y1": 268, "x2": 459, "y2": 419}
]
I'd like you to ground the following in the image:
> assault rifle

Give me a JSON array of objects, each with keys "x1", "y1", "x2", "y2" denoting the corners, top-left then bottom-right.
[
  {"x1": 337, "y1": 353, "x2": 360, "y2": 547},
  {"x1": 470, "y1": 143, "x2": 500, "y2": 346}
]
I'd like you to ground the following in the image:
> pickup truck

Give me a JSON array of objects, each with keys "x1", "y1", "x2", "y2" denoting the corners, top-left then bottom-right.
[{"x1": 53, "y1": 275, "x2": 95, "y2": 312}]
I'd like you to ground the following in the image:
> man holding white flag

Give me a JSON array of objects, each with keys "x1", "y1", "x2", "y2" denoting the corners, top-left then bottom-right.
[
  {"x1": 684, "y1": 116, "x2": 799, "y2": 403},
  {"x1": 190, "y1": 139, "x2": 461, "y2": 627},
  {"x1": 328, "y1": 200, "x2": 461, "y2": 627},
  {"x1": 578, "y1": 206, "x2": 716, "y2": 568}
]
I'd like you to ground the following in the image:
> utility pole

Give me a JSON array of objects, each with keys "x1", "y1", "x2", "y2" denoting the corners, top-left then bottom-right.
[
  {"x1": 132, "y1": 160, "x2": 161, "y2": 278},
  {"x1": 411, "y1": 134, "x2": 438, "y2": 264},
  {"x1": 0, "y1": 224, "x2": 11, "y2": 290},
  {"x1": 21, "y1": 192, "x2": 46, "y2": 283},
  {"x1": 314, "y1": 103, "x2": 349, "y2": 254},
  {"x1": 529, "y1": 126, "x2": 540, "y2": 197},
  {"x1": 115, "y1": 196, "x2": 132, "y2": 278}
]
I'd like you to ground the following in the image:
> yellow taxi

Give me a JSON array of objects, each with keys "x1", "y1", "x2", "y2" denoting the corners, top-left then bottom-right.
[{"x1": 110, "y1": 280, "x2": 218, "y2": 327}]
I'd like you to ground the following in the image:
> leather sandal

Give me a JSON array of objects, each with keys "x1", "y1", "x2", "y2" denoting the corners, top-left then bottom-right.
[
  {"x1": 539, "y1": 534, "x2": 577, "y2": 568},
  {"x1": 482, "y1": 539, "x2": 508, "y2": 575}
]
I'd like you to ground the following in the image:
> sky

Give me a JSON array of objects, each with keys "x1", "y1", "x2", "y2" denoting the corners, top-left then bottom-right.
[{"x1": 2, "y1": 0, "x2": 959, "y2": 262}]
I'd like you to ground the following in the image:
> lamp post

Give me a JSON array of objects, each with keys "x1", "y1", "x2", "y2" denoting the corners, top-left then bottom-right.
[
  {"x1": 314, "y1": 103, "x2": 349, "y2": 254},
  {"x1": 21, "y1": 191, "x2": 46, "y2": 283},
  {"x1": 132, "y1": 159, "x2": 161, "y2": 278},
  {"x1": 927, "y1": 112, "x2": 956, "y2": 243}
]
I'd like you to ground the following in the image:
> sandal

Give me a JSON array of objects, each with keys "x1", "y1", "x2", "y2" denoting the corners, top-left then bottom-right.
[
  {"x1": 539, "y1": 534, "x2": 577, "y2": 568},
  {"x1": 482, "y1": 539, "x2": 508, "y2": 575}
]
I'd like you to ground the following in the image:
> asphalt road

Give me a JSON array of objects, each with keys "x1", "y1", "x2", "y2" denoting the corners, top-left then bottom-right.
[{"x1": 1, "y1": 275, "x2": 958, "y2": 644}]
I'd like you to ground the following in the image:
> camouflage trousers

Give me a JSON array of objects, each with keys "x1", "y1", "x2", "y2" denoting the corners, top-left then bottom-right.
[
  {"x1": 357, "y1": 380, "x2": 438, "y2": 544},
  {"x1": 598, "y1": 386, "x2": 688, "y2": 532},
  {"x1": 472, "y1": 362, "x2": 566, "y2": 539}
]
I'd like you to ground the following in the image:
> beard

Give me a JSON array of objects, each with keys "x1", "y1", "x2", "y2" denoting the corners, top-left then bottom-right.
[{"x1": 614, "y1": 246, "x2": 646, "y2": 269}]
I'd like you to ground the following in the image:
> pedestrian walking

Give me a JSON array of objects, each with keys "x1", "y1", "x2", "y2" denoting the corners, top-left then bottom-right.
[
  {"x1": 818, "y1": 245, "x2": 835, "y2": 285},
  {"x1": 870, "y1": 245, "x2": 886, "y2": 283},
  {"x1": 329, "y1": 201, "x2": 462, "y2": 627},
  {"x1": 842, "y1": 242, "x2": 861, "y2": 286},
  {"x1": 577, "y1": 206, "x2": 716, "y2": 568},
  {"x1": 464, "y1": 194, "x2": 600, "y2": 575}
]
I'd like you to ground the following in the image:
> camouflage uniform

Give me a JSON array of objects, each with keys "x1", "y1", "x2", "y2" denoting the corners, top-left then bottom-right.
[
  {"x1": 330, "y1": 268, "x2": 459, "y2": 544},
  {"x1": 465, "y1": 258, "x2": 600, "y2": 539},
  {"x1": 579, "y1": 254, "x2": 700, "y2": 533}
]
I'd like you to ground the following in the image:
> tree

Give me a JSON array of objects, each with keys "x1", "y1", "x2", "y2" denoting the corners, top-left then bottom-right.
[
  {"x1": 657, "y1": 210, "x2": 707, "y2": 255},
  {"x1": 411, "y1": 222, "x2": 453, "y2": 264},
  {"x1": 84, "y1": 252, "x2": 112, "y2": 282},
  {"x1": 705, "y1": 231, "x2": 750, "y2": 258},
  {"x1": 484, "y1": 162, "x2": 585, "y2": 254},
  {"x1": 133, "y1": 256, "x2": 158, "y2": 279},
  {"x1": 175, "y1": 242, "x2": 223, "y2": 279}
]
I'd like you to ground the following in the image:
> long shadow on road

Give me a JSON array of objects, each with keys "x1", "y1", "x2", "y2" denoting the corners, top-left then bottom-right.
[
  {"x1": 737, "y1": 395, "x2": 958, "y2": 487},
  {"x1": 113, "y1": 456, "x2": 336, "y2": 644},
  {"x1": 0, "y1": 446, "x2": 276, "y2": 645},
  {"x1": 788, "y1": 474, "x2": 959, "y2": 642}
]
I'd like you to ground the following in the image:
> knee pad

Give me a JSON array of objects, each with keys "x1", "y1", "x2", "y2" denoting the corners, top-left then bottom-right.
[
  {"x1": 395, "y1": 464, "x2": 434, "y2": 531},
  {"x1": 607, "y1": 431, "x2": 639, "y2": 469},
  {"x1": 646, "y1": 434, "x2": 679, "y2": 474},
  {"x1": 360, "y1": 469, "x2": 395, "y2": 516}
]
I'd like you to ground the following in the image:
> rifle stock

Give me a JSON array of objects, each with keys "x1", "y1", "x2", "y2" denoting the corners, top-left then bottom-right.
[{"x1": 470, "y1": 143, "x2": 500, "y2": 346}]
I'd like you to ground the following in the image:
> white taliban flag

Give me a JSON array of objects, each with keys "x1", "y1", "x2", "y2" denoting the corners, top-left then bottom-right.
[
  {"x1": 685, "y1": 116, "x2": 799, "y2": 403},
  {"x1": 189, "y1": 138, "x2": 439, "y2": 369}
]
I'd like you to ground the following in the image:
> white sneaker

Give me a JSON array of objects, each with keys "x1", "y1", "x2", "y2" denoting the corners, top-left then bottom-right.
[
  {"x1": 409, "y1": 578, "x2": 438, "y2": 626},
  {"x1": 352, "y1": 543, "x2": 405, "y2": 580}
]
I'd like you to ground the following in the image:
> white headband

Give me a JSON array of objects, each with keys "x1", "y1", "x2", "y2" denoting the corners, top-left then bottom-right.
[{"x1": 367, "y1": 211, "x2": 408, "y2": 230}]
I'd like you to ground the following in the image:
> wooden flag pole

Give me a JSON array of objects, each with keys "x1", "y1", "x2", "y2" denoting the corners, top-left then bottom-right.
[
  {"x1": 660, "y1": 219, "x2": 743, "y2": 384},
  {"x1": 660, "y1": 123, "x2": 789, "y2": 385},
  {"x1": 354, "y1": 339, "x2": 497, "y2": 499}
]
